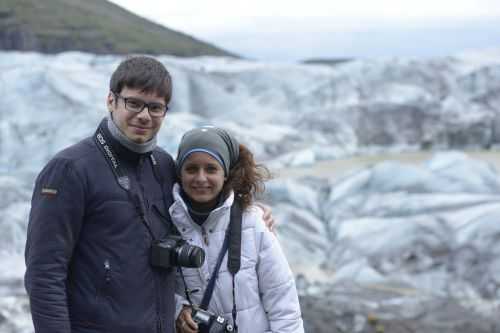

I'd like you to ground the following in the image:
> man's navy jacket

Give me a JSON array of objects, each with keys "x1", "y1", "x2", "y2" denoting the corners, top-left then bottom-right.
[{"x1": 25, "y1": 119, "x2": 177, "y2": 333}]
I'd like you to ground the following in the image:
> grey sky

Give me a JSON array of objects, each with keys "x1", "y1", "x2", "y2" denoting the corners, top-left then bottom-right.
[{"x1": 108, "y1": 0, "x2": 500, "y2": 61}]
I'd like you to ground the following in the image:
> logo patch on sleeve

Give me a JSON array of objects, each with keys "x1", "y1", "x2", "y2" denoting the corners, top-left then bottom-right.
[{"x1": 41, "y1": 188, "x2": 58, "y2": 196}]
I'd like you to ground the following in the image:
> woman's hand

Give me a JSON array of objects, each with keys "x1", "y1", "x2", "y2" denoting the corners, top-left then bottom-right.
[
  {"x1": 256, "y1": 202, "x2": 276, "y2": 233},
  {"x1": 176, "y1": 306, "x2": 199, "y2": 333}
]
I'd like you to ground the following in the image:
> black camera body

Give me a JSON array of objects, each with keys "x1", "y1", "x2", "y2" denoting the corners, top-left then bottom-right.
[
  {"x1": 151, "y1": 235, "x2": 205, "y2": 269},
  {"x1": 192, "y1": 307, "x2": 235, "y2": 333}
]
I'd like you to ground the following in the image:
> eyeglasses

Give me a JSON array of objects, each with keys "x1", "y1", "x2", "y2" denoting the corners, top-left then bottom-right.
[{"x1": 113, "y1": 92, "x2": 168, "y2": 118}]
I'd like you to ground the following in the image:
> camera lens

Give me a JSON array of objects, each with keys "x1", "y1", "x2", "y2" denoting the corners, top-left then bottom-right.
[
  {"x1": 176, "y1": 244, "x2": 205, "y2": 268},
  {"x1": 192, "y1": 308, "x2": 212, "y2": 325}
]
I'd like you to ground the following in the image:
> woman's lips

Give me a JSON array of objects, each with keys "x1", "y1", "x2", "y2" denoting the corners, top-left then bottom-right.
[{"x1": 192, "y1": 187, "x2": 210, "y2": 193}]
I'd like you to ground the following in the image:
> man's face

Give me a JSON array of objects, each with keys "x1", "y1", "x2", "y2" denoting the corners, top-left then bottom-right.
[{"x1": 107, "y1": 87, "x2": 166, "y2": 143}]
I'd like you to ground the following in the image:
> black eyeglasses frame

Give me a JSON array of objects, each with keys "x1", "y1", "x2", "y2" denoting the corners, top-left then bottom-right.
[{"x1": 113, "y1": 92, "x2": 168, "y2": 118}]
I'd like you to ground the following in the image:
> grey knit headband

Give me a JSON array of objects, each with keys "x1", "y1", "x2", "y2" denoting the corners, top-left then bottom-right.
[{"x1": 176, "y1": 126, "x2": 240, "y2": 176}]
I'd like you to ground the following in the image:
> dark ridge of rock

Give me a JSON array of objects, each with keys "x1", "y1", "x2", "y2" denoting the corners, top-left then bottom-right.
[{"x1": 0, "y1": 0, "x2": 236, "y2": 57}]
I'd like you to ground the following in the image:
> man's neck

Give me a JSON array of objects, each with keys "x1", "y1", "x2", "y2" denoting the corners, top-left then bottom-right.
[{"x1": 106, "y1": 117, "x2": 157, "y2": 154}]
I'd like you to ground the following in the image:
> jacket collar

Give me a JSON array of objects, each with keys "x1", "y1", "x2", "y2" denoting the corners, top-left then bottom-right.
[{"x1": 97, "y1": 118, "x2": 151, "y2": 163}]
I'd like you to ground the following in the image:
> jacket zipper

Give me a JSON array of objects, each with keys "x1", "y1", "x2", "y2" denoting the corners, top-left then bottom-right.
[
  {"x1": 138, "y1": 157, "x2": 163, "y2": 333},
  {"x1": 136, "y1": 157, "x2": 149, "y2": 215},
  {"x1": 201, "y1": 226, "x2": 209, "y2": 246},
  {"x1": 157, "y1": 315, "x2": 162, "y2": 333}
]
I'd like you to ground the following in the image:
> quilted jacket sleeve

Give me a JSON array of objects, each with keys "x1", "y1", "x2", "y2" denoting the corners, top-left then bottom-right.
[{"x1": 255, "y1": 210, "x2": 305, "y2": 333}]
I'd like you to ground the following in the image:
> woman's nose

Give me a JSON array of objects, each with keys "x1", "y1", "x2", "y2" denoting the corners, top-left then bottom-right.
[{"x1": 194, "y1": 170, "x2": 207, "y2": 181}]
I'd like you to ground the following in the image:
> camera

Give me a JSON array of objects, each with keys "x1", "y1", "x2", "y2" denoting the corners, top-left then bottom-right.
[
  {"x1": 151, "y1": 235, "x2": 205, "y2": 269},
  {"x1": 192, "y1": 307, "x2": 235, "y2": 333}
]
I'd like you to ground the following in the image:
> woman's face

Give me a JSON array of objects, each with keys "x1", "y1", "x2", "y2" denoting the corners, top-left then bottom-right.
[{"x1": 180, "y1": 152, "x2": 226, "y2": 206}]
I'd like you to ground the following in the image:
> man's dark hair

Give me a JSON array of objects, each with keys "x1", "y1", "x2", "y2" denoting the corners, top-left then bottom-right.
[{"x1": 109, "y1": 56, "x2": 172, "y2": 104}]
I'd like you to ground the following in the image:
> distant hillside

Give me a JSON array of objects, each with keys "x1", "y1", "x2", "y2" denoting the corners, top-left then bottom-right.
[
  {"x1": 0, "y1": 0, "x2": 236, "y2": 57},
  {"x1": 301, "y1": 58, "x2": 353, "y2": 66}
]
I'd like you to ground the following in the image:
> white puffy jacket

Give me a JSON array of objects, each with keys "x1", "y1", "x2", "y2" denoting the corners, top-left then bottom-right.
[{"x1": 169, "y1": 184, "x2": 304, "y2": 333}]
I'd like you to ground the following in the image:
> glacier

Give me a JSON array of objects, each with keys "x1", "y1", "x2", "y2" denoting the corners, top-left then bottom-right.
[{"x1": 1, "y1": 50, "x2": 500, "y2": 332}]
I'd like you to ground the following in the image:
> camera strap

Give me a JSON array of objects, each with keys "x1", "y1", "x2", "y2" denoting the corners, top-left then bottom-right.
[
  {"x1": 93, "y1": 126, "x2": 158, "y2": 241},
  {"x1": 195, "y1": 201, "x2": 241, "y2": 330},
  {"x1": 227, "y1": 200, "x2": 242, "y2": 331},
  {"x1": 227, "y1": 201, "x2": 242, "y2": 275},
  {"x1": 199, "y1": 227, "x2": 230, "y2": 310},
  {"x1": 149, "y1": 153, "x2": 174, "y2": 222}
]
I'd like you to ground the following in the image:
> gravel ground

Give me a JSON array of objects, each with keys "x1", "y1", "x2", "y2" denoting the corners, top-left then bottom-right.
[
  {"x1": 299, "y1": 283, "x2": 500, "y2": 333},
  {"x1": 3, "y1": 280, "x2": 500, "y2": 333},
  {"x1": 275, "y1": 150, "x2": 500, "y2": 180}
]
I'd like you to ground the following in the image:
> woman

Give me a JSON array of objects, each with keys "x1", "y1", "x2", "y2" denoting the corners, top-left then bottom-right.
[{"x1": 170, "y1": 126, "x2": 304, "y2": 333}]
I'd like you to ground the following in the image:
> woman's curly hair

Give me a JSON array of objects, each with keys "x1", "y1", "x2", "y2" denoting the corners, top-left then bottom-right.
[{"x1": 222, "y1": 144, "x2": 271, "y2": 210}]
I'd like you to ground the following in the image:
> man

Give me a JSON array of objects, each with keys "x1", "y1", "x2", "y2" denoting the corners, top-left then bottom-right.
[{"x1": 25, "y1": 56, "x2": 178, "y2": 333}]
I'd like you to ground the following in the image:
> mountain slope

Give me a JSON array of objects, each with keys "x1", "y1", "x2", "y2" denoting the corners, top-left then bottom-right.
[{"x1": 0, "y1": 0, "x2": 235, "y2": 57}]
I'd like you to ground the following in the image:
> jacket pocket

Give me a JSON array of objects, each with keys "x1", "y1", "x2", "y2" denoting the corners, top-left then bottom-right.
[{"x1": 96, "y1": 259, "x2": 113, "y2": 300}]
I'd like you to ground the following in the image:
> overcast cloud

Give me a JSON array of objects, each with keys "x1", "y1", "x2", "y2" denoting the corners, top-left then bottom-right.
[{"x1": 108, "y1": 0, "x2": 500, "y2": 61}]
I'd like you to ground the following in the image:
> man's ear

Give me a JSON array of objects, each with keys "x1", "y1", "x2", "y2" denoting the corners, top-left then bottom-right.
[{"x1": 106, "y1": 92, "x2": 115, "y2": 113}]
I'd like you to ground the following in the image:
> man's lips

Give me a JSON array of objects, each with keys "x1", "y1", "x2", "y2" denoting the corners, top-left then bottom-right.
[{"x1": 130, "y1": 125, "x2": 151, "y2": 134}]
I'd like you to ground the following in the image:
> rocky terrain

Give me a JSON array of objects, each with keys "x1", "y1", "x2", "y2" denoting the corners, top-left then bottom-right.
[{"x1": 2, "y1": 50, "x2": 500, "y2": 332}]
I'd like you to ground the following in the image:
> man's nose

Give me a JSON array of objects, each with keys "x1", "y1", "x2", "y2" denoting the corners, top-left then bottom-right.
[{"x1": 136, "y1": 106, "x2": 152, "y2": 122}]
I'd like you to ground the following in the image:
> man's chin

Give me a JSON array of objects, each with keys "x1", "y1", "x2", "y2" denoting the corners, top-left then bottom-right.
[{"x1": 128, "y1": 134, "x2": 152, "y2": 144}]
